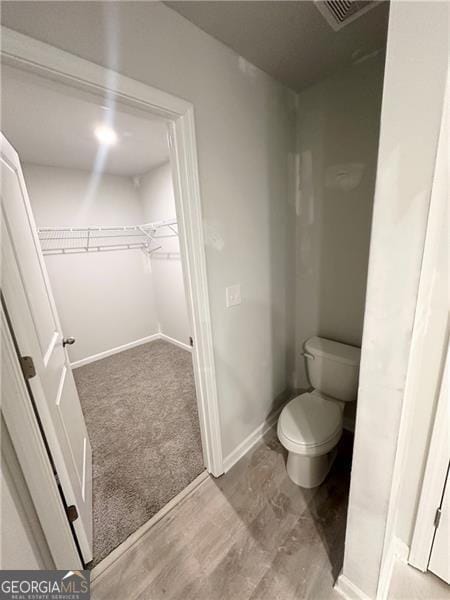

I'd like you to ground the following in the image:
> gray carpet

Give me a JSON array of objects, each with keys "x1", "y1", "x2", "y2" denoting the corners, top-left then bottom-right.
[{"x1": 73, "y1": 339, "x2": 204, "y2": 566}]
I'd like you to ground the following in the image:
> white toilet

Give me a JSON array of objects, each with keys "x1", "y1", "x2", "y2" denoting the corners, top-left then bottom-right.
[{"x1": 277, "y1": 336, "x2": 360, "y2": 488}]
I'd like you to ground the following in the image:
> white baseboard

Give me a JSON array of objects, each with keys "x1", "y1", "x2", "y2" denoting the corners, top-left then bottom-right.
[
  {"x1": 393, "y1": 537, "x2": 410, "y2": 564},
  {"x1": 71, "y1": 332, "x2": 192, "y2": 369},
  {"x1": 377, "y1": 536, "x2": 410, "y2": 600},
  {"x1": 334, "y1": 574, "x2": 371, "y2": 600},
  {"x1": 70, "y1": 334, "x2": 160, "y2": 368},
  {"x1": 159, "y1": 332, "x2": 192, "y2": 352},
  {"x1": 223, "y1": 404, "x2": 284, "y2": 473},
  {"x1": 335, "y1": 539, "x2": 410, "y2": 600}
]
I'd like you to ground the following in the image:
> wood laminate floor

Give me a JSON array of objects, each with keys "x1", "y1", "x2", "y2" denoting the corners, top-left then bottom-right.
[{"x1": 91, "y1": 429, "x2": 353, "y2": 600}]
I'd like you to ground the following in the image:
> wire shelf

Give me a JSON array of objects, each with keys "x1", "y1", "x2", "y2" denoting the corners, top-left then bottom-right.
[{"x1": 37, "y1": 219, "x2": 177, "y2": 255}]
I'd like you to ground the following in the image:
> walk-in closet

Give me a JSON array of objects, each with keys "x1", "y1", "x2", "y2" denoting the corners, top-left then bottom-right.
[{"x1": 2, "y1": 64, "x2": 204, "y2": 565}]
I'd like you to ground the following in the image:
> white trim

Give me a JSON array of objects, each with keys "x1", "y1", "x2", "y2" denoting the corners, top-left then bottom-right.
[
  {"x1": 168, "y1": 109, "x2": 223, "y2": 476},
  {"x1": 409, "y1": 345, "x2": 449, "y2": 570},
  {"x1": 1, "y1": 27, "x2": 224, "y2": 480},
  {"x1": 408, "y1": 79, "x2": 449, "y2": 572},
  {"x1": 70, "y1": 334, "x2": 160, "y2": 369},
  {"x1": 334, "y1": 574, "x2": 371, "y2": 600},
  {"x1": 1, "y1": 305, "x2": 82, "y2": 569},
  {"x1": 0, "y1": 30, "x2": 188, "y2": 117},
  {"x1": 377, "y1": 77, "x2": 449, "y2": 594},
  {"x1": 223, "y1": 405, "x2": 284, "y2": 473},
  {"x1": 159, "y1": 332, "x2": 192, "y2": 352},
  {"x1": 70, "y1": 333, "x2": 192, "y2": 369},
  {"x1": 394, "y1": 537, "x2": 410, "y2": 565},
  {"x1": 376, "y1": 536, "x2": 411, "y2": 600},
  {"x1": 91, "y1": 470, "x2": 209, "y2": 582}
]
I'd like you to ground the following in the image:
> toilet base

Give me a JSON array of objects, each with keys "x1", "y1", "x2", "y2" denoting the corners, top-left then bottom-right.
[{"x1": 286, "y1": 447, "x2": 338, "y2": 488}]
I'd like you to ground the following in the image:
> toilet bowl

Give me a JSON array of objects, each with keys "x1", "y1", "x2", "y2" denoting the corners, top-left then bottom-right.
[
  {"x1": 277, "y1": 336, "x2": 360, "y2": 488},
  {"x1": 277, "y1": 390, "x2": 343, "y2": 487}
]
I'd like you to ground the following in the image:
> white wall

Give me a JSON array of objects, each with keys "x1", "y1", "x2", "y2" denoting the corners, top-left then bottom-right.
[
  {"x1": 139, "y1": 162, "x2": 191, "y2": 346},
  {"x1": 339, "y1": 2, "x2": 448, "y2": 598},
  {"x1": 23, "y1": 163, "x2": 160, "y2": 363},
  {"x1": 2, "y1": 1, "x2": 298, "y2": 459},
  {"x1": 295, "y1": 55, "x2": 385, "y2": 394}
]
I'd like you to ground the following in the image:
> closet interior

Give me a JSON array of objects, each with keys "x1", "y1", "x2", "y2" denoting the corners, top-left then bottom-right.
[{"x1": 2, "y1": 64, "x2": 204, "y2": 566}]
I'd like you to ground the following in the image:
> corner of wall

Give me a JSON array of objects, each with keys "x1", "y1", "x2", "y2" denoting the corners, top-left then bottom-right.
[{"x1": 334, "y1": 573, "x2": 372, "y2": 600}]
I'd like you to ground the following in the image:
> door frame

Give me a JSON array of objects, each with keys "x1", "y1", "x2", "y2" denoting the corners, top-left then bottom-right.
[
  {"x1": 0, "y1": 26, "x2": 224, "y2": 478},
  {"x1": 409, "y1": 343, "x2": 449, "y2": 571},
  {"x1": 374, "y1": 75, "x2": 449, "y2": 597}
]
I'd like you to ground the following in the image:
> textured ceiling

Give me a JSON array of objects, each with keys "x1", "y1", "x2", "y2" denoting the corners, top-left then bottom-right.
[{"x1": 166, "y1": 1, "x2": 389, "y2": 91}]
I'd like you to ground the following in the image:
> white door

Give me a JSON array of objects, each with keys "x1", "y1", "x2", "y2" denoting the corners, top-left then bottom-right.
[
  {"x1": 1, "y1": 133, "x2": 93, "y2": 564},
  {"x1": 428, "y1": 467, "x2": 449, "y2": 583}
]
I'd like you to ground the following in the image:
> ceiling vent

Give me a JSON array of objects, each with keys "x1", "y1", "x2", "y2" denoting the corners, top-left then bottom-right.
[{"x1": 315, "y1": 1, "x2": 379, "y2": 31}]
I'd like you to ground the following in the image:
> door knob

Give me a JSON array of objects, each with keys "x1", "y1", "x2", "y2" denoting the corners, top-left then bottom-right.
[{"x1": 63, "y1": 337, "x2": 76, "y2": 347}]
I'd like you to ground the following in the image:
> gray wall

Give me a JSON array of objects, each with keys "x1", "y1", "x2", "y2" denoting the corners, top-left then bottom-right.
[
  {"x1": 295, "y1": 55, "x2": 385, "y2": 391},
  {"x1": 2, "y1": 1, "x2": 297, "y2": 460},
  {"x1": 139, "y1": 162, "x2": 192, "y2": 347}
]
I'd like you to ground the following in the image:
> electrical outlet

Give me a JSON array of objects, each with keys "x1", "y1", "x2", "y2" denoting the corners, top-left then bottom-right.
[{"x1": 226, "y1": 284, "x2": 241, "y2": 308}]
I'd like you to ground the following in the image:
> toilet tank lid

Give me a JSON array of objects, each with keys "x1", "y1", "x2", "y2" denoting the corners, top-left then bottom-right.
[{"x1": 305, "y1": 336, "x2": 361, "y2": 367}]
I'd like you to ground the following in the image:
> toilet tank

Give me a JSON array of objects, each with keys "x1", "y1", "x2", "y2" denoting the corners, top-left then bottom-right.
[{"x1": 304, "y1": 336, "x2": 361, "y2": 402}]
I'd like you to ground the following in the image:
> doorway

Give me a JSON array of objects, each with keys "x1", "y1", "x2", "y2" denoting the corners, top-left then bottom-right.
[{"x1": 1, "y1": 51, "x2": 222, "y2": 567}]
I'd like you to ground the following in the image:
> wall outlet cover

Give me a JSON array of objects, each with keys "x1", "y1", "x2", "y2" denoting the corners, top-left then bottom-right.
[{"x1": 226, "y1": 284, "x2": 241, "y2": 307}]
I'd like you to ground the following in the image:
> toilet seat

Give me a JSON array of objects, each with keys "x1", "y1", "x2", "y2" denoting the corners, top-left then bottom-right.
[{"x1": 277, "y1": 391, "x2": 343, "y2": 457}]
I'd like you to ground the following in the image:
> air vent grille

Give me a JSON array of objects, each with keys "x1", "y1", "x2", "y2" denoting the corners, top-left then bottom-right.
[
  {"x1": 327, "y1": 1, "x2": 372, "y2": 23},
  {"x1": 315, "y1": 0, "x2": 378, "y2": 31}
]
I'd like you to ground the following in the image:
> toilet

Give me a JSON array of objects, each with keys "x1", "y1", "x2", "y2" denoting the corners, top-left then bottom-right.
[{"x1": 277, "y1": 336, "x2": 361, "y2": 488}]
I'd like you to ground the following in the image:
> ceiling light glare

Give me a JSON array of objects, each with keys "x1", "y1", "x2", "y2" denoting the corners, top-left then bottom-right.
[{"x1": 94, "y1": 124, "x2": 118, "y2": 146}]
